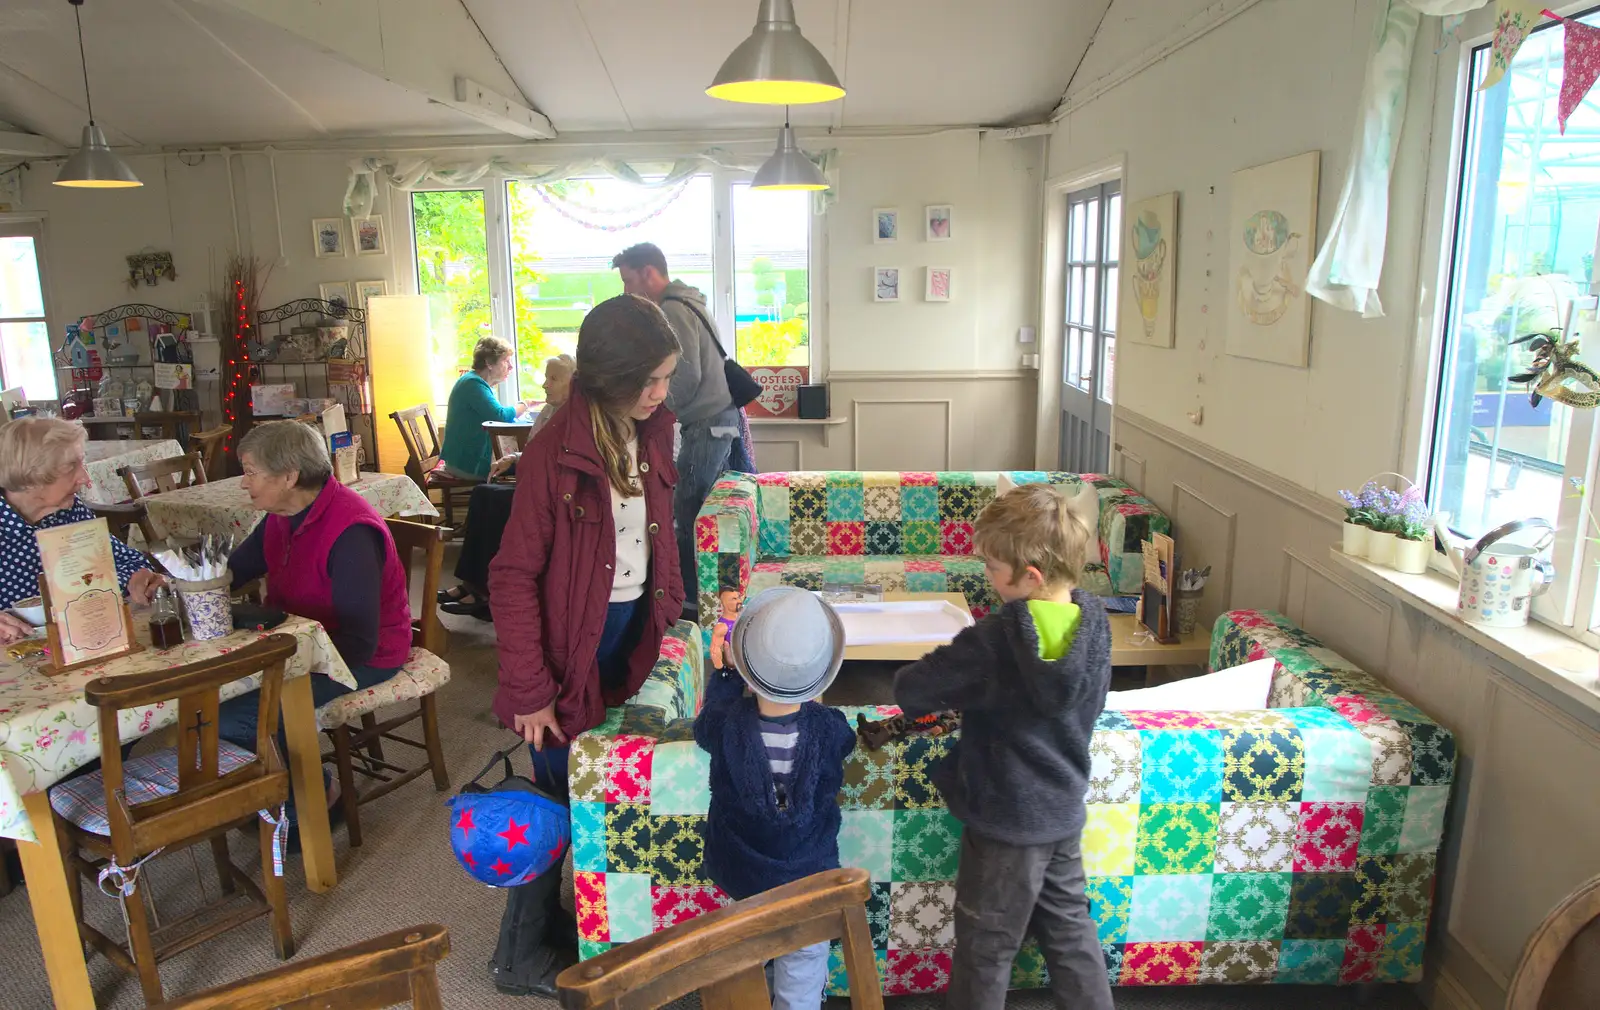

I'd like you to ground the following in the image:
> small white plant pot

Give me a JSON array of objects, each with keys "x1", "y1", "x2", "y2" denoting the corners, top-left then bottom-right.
[
  {"x1": 1342, "y1": 522, "x2": 1371, "y2": 556},
  {"x1": 1391, "y1": 536, "x2": 1431, "y2": 575},
  {"x1": 1367, "y1": 530, "x2": 1398, "y2": 567}
]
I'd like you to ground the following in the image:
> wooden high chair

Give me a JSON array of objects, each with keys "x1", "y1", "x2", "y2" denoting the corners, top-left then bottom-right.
[{"x1": 556, "y1": 867, "x2": 884, "y2": 1009}]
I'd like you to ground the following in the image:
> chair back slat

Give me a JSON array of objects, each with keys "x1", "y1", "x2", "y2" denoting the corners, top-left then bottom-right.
[
  {"x1": 120, "y1": 451, "x2": 208, "y2": 500},
  {"x1": 389, "y1": 405, "x2": 442, "y2": 487},
  {"x1": 1508, "y1": 873, "x2": 1600, "y2": 1009},
  {"x1": 146, "y1": 924, "x2": 450, "y2": 1009},
  {"x1": 385, "y1": 517, "x2": 448, "y2": 653},
  {"x1": 188, "y1": 425, "x2": 233, "y2": 481},
  {"x1": 556, "y1": 868, "x2": 883, "y2": 1009},
  {"x1": 84, "y1": 634, "x2": 296, "y2": 861}
]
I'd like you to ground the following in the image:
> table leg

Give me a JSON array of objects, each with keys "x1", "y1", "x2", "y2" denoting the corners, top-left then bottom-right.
[
  {"x1": 18, "y1": 792, "x2": 94, "y2": 1008},
  {"x1": 281, "y1": 674, "x2": 337, "y2": 893}
]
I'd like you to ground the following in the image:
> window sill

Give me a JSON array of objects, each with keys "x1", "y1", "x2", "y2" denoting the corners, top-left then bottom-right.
[{"x1": 1328, "y1": 547, "x2": 1600, "y2": 724}]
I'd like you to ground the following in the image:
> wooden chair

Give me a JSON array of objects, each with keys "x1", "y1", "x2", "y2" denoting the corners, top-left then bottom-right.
[
  {"x1": 120, "y1": 451, "x2": 208, "y2": 547},
  {"x1": 47, "y1": 635, "x2": 299, "y2": 1005},
  {"x1": 187, "y1": 424, "x2": 233, "y2": 482},
  {"x1": 390, "y1": 404, "x2": 479, "y2": 530},
  {"x1": 317, "y1": 518, "x2": 452, "y2": 848},
  {"x1": 484, "y1": 419, "x2": 534, "y2": 464},
  {"x1": 133, "y1": 410, "x2": 202, "y2": 444},
  {"x1": 1507, "y1": 873, "x2": 1600, "y2": 1009},
  {"x1": 86, "y1": 500, "x2": 151, "y2": 545},
  {"x1": 147, "y1": 923, "x2": 449, "y2": 1009},
  {"x1": 556, "y1": 867, "x2": 883, "y2": 1009}
]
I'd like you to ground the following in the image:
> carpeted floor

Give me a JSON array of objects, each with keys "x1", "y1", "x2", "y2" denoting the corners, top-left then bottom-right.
[{"x1": 0, "y1": 553, "x2": 1425, "y2": 1008}]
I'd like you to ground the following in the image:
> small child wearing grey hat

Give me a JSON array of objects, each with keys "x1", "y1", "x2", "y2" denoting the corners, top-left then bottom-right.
[{"x1": 694, "y1": 586, "x2": 857, "y2": 1010}]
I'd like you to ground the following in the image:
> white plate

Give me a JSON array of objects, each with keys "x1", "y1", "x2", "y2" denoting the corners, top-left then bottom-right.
[{"x1": 829, "y1": 600, "x2": 974, "y2": 647}]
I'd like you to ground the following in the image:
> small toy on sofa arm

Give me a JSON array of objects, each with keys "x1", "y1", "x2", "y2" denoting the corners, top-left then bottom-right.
[{"x1": 710, "y1": 588, "x2": 742, "y2": 670}]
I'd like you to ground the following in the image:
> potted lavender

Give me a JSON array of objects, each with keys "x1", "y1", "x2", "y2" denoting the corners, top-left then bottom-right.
[
  {"x1": 1391, "y1": 486, "x2": 1433, "y2": 574},
  {"x1": 1337, "y1": 481, "x2": 1380, "y2": 556},
  {"x1": 1366, "y1": 486, "x2": 1403, "y2": 566}
]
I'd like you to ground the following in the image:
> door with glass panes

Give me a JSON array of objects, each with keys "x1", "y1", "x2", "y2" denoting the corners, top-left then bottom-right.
[{"x1": 1059, "y1": 182, "x2": 1119, "y2": 473}]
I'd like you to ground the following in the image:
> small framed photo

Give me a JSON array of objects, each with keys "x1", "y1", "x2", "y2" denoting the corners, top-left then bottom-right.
[
  {"x1": 351, "y1": 215, "x2": 386, "y2": 256},
  {"x1": 925, "y1": 266, "x2": 952, "y2": 302},
  {"x1": 874, "y1": 267, "x2": 900, "y2": 303},
  {"x1": 873, "y1": 208, "x2": 899, "y2": 243},
  {"x1": 319, "y1": 282, "x2": 352, "y2": 318},
  {"x1": 312, "y1": 218, "x2": 345, "y2": 258},
  {"x1": 354, "y1": 280, "x2": 387, "y2": 315},
  {"x1": 925, "y1": 204, "x2": 953, "y2": 241}
]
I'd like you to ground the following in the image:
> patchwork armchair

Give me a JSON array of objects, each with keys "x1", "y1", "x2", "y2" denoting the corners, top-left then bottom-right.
[
  {"x1": 568, "y1": 609, "x2": 1456, "y2": 995},
  {"x1": 690, "y1": 470, "x2": 1169, "y2": 628}
]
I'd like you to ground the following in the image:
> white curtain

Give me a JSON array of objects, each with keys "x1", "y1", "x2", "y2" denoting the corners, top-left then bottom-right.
[
  {"x1": 1306, "y1": 0, "x2": 1492, "y2": 317},
  {"x1": 343, "y1": 148, "x2": 839, "y2": 219}
]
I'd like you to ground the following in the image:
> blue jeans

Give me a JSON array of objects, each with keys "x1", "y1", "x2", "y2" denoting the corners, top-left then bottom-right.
[
  {"x1": 528, "y1": 598, "x2": 642, "y2": 796},
  {"x1": 675, "y1": 407, "x2": 739, "y2": 612},
  {"x1": 767, "y1": 940, "x2": 830, "y2": 1010}
]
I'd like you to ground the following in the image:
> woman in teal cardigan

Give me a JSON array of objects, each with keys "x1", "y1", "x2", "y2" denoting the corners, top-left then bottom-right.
[{"x1": 440, "y1": 336, "x2": 535, "y2": 480}]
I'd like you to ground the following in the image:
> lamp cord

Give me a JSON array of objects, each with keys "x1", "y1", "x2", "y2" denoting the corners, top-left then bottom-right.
[{"x1": 71, "y1": 0, "x2": 94, "y2": 125}]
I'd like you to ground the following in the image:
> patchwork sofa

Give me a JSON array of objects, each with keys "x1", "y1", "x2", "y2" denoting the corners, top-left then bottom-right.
[
  {"x1": 690, "y1": 470, "x2": 1170, "y2": 625},
  {"x1": 567, "y1": 610, "x2": 1456, "y2": 994}
]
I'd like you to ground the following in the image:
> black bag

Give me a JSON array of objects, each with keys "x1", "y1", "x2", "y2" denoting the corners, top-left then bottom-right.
[{"x1": 662, "y1": 296, "x2": 763, "y2": 408}]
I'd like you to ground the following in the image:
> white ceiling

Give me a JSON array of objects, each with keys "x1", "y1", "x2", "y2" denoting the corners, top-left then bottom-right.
[{"x1": 0, "y1": 0, "x2": 1110, "y2": 147}]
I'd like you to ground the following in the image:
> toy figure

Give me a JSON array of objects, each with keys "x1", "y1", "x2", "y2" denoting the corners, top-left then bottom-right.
[{"x1": 709, "y1": 588, "x2": 742, "y2": 670}]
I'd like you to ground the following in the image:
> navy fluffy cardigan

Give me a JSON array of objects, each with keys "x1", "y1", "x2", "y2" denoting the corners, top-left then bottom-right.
[{"x1": 693, "y1": 667, "x2": 856, "y2": 901}]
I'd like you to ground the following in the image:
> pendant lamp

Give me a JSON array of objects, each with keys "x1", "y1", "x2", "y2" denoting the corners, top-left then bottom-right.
[
  {"x1": 54, "y1": 0, "x2": 140, "y2": 189},
  {"x1": 708, "y1": 0, "x2": 844, "y2": 105},
  {"x1": 752, "y1": 109, "x2": 827, "y2": 191}
]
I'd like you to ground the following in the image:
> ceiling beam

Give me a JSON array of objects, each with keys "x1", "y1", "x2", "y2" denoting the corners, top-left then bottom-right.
[
  {"x1": 0, "y1": 130, "x2": 66, "y2": 158},
  {"x1": 194, "y1": 0, "x2": 555, "y2": 139}
]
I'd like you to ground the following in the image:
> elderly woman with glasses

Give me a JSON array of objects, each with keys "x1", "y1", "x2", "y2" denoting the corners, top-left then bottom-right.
[
  {"x1": 215, "y1": 420, "x2": 413, "y2": 756},
  {"x1": 0, "y1": 417, "x2": 165, "y2": 645}
]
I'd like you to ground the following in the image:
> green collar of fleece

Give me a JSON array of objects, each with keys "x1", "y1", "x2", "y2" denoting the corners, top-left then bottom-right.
[{"x1": 1026, "y1": 599, "x2": 1082, "y2": 661}]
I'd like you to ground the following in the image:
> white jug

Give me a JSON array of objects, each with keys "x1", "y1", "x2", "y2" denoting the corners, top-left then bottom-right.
[{"x1": 1438, "y1": 518, "x2": 1555, "y2": 628}]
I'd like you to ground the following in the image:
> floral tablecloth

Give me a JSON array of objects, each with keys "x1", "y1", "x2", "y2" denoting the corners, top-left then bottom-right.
[
  {"x1": 82, "y1": 439, "x2": 185, "y2": 505},
  {"x1": 0, "y1": 614, "x2": 354, "y2": 842},
  {"x1": 142, "y1": 472, "x2": 438, "y2": 541}
]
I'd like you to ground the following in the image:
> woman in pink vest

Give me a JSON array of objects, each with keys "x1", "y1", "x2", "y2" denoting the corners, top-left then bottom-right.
[{"x1": 216, "y1": 421, "x2": 413, "y2": 805}]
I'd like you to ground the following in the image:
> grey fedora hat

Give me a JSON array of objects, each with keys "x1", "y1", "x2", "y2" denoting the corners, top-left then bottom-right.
[{"x1": 729, "y1": 586, "x2": 846, "y2": 704}]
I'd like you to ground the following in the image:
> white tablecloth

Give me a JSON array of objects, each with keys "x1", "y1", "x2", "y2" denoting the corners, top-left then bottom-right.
[
  {"x1": 82, "y1": 439, "x2": 185, "y2": 504},
  {"x1": 141, "y1": 472, "x2": 439, "y2": 541}
]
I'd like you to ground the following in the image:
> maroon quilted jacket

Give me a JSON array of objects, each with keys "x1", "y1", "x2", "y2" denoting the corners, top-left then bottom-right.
[{"x1": 488, "y1": 386, "x2": 683, "y2": 740}]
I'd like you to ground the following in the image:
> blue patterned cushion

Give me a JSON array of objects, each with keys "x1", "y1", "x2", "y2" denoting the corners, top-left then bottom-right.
[{"x1": 50, "y1": 741, "x2": 257, "y2": 836}]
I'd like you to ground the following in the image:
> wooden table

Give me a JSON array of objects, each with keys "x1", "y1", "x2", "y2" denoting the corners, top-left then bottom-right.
[
  {"x1": 4, "y1": 615, "x2": 350, "y2": 1007},
  {"x1": 842, "y1": 592, "x2": 971, "y2": 662},
  {"x1": 1108, "y1": 612, "x2": 1211, "y2": 682}
]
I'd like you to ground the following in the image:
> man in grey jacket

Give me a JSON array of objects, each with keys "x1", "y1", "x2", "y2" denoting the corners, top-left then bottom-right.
[{"x1": 613, "y1": 243, "x2": 741, "y2": 616}]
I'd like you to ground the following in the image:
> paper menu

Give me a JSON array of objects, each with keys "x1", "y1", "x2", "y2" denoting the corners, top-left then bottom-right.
[{"x1": 35, "y1": 518, "x2": 135, "y2": 668}]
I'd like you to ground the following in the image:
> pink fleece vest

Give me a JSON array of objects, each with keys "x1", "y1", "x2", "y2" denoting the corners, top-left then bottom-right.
[{"x1": 262, "y1": 480, "x2": 412, "y2": 670}]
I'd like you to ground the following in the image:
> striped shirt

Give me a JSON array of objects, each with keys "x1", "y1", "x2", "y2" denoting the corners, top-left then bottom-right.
[{"x1": 758, "y1": 710, "x2": 801, "y2": 810}]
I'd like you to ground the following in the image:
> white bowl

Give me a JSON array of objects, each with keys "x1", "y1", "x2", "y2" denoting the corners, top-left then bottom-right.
[{"x1": 10, "y1": 597, "x2": 44, "y2": 627}]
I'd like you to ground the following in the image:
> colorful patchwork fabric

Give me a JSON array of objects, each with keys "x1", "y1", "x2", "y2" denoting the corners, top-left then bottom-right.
[
  {"x1": 691, "y1": 471, "x2": 1167, "y2": 624},
  {"x1": 572, "y1": 608, "x2": 1453, "y2": 994}
]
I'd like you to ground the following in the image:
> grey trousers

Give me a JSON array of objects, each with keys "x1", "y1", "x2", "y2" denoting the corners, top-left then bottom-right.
[{"x1": 947, "y1": 829, "x2": 1114, "y2": 1010}]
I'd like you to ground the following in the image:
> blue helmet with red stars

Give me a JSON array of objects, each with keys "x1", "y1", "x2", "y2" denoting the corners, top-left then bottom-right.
[{"x1": 448, "y1": 751, "x2": 570, "y2": 887}]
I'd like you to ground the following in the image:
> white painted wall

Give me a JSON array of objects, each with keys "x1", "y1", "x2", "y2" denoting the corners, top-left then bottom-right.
[{"x1": 1048, "y1": 0, "x2": 1433, "y2": 497}]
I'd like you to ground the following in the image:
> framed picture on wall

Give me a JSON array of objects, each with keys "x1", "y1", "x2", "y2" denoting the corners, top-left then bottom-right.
[
  {"x1": 874, "y1": 267, "x2": 900, "y2": 303},
  {"x1": 352, "y1": 215, "x2": 386, "y2": 256},
  {"x1": 319, "y1": 282, "x2": 352, "y2": 318},
  {"x1": 874, "y1": 208, "x2": 898, "y2": 243},
  {"x1": 925, "y1": 204, "x2": 953, "y2": 241},
  {"x1": 312, "y1": 218, "x2": 345, "y2": 258},
  {"x1": 925, "y1": 267, "x2": 952, "y2": 302},
  {"x1": 354, "y1": 280, "x2": 387, "y2": 316}
]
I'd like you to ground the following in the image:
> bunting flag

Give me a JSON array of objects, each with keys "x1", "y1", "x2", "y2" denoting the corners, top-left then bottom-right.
[
  {"x1": 1555, "y1": 15, "x2": 1600, "y2": 133},
  {"x1": 1478, "y1": 1, "x2": 1547, "y2": 90}
]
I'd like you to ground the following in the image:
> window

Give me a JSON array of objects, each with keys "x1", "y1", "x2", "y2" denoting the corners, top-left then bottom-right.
[
  {"x1": 0, "y1": 220, "x2": 56, "y2": 401},
  {"x1": 1058, "y1": 181, "x2": 1120, "y2": 473},
  {"x1": 1429, "y1": 10, "x2": 1600, "y2": 637},
  {"x1": 408, "y1": 173, "x2": 814, "y2": 418}
]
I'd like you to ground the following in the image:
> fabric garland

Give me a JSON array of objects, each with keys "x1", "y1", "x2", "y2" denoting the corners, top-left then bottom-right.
[
  {"x1": 1480, "y1": 1, "x2": 1549, "y2": 90},
  {"x1": 1546, "y1": 11, "x2": 1600, "y2": 133}
]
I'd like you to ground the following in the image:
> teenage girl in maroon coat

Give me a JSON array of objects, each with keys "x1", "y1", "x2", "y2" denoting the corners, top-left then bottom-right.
[{"x1": 484, "y1": 294, "x2": 685, "y2": 995}]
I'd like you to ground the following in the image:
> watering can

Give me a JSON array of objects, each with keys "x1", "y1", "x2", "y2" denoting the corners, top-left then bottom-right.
[{"x1": 1432, "y1": 516, "x2": 1555, "y2": 628}]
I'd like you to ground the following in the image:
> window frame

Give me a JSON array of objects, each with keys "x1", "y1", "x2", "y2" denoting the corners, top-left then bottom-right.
[
  {"x1": 1062, "y1": 181, "x2": 1120, "y2": 403},
  {"x1": 1415, "y1": 7, "x2": 1600, "y2": 647},
  {"x1": 0, "y1": 213, "x2": 57, "y2": 402}
]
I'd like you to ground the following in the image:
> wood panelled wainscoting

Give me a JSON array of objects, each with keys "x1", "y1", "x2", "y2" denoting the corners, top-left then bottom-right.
[
  {"x1": 1111, "y1": 406, "x2": 1600, "y2": 1010},
  {"x1": 748, "y1": 372, "x2": 1038, "y2": 473}
]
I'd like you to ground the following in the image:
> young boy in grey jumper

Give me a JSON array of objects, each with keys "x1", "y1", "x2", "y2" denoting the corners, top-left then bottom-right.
[{"x1": 893, "y1": 483, "x2": 1115, "y2": 1010}]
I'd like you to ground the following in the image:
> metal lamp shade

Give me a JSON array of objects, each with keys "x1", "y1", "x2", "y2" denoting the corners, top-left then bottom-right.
[
  {"x1": 54, "y1": 123, "x2": 141, "y2": 188},
  {"x1": 707, "y1": 0, "x2": 844, "y2": 105},
  {"x1": 752, "y1": 125, "x2": 828, "y2": 191}
]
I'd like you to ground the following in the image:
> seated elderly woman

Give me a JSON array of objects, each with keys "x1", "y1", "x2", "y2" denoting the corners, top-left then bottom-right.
[
  {"x1": 215, "y1": 420, "x2": 413, "y2": 756},
  {"x1": 439, "y1": 336, "x2": 537, "y2": 481},
  {"x1": 0, "y1": 417, "x2": 165, "y2": 645}
]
